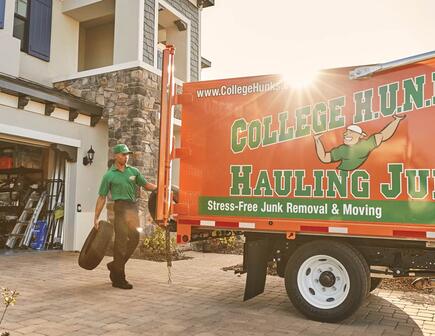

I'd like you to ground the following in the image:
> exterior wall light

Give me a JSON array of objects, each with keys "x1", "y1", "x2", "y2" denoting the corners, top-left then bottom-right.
[
  {"x1": 83, "y1": 146, "x2": 95, "y2": 166},
  {"x1": 174, "y1": 19, "x2": 187, "y2": 31}
]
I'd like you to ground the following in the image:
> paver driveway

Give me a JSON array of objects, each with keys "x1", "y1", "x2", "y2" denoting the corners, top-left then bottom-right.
[{"x1": 0, "y1": 251, "x2": 434, "y2": 336}]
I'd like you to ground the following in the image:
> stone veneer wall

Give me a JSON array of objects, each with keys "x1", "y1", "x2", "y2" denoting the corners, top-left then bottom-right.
[{"x1": 54, "y1": 68, "x2": 162, "y2": 229}]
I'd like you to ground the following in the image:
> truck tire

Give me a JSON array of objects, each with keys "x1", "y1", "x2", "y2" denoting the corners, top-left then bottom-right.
[
  {"x1": 370, "y1": 278, "x2": 383, "y2": 292},
  {"x1": 148, "y1": 186, "x2": 179, "y2": 222},
  {"x1": 284, "y1": 240, "x2": 369, "y2": 323},
  {"x1": 78, "y1": 220, "x2": 113, "y2": 270},
  {"x1": 347, "y1": 244, "x2": 371, "y2": 296}
]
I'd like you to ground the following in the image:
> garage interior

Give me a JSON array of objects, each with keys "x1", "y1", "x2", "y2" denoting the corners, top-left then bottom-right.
[{"x1": 0, "y1": 137, "x2": 73, "y2": 251}]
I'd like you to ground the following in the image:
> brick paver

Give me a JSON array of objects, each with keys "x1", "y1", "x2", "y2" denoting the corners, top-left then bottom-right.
[{"x1": 0, "y1": 251, "x2": 434, "y2": 335}]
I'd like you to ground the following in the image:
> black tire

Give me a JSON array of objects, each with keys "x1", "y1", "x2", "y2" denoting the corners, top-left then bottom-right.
[
  {"x1": 369, "y1": 278, "x2": 383, "y2": 292},
  {"x1": 148, "y1": 190, "x2": 158, "y2": 221},
  {"x1": 78, "y1": 220, "x2": 113, "y2": 270},
  {"x1": 148, "y1": 186, "x2": 179, "y2": 221},
  {"x1": 284, "y1": 240, "x2": 369, "y2": 323},
  {"x1": 347, "y1": 244, "x2": 371, "y2": 296}
]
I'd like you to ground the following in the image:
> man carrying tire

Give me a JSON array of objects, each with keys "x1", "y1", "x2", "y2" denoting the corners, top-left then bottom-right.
[{"x1": 94, "y1": 144, "x2": 156, "y2": 289}]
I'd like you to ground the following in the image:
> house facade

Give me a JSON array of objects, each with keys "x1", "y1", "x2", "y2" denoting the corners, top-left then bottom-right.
[{"x1": 0, "y1": 0, "x2": 213, "y2": 251}]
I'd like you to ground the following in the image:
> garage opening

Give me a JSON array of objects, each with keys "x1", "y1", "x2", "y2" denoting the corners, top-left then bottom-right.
[{"x1": 0, "y1": 137, "x2": 74, "y2": 251}]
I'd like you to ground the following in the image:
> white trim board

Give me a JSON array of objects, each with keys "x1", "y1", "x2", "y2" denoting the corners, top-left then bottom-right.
[
  {"x1": 0, "y1": 123, "x2": 81, "y2": 147},
  {"x1": 137, "y1": 0, "x2": 145, "y2": 62},
  {"x1": 153, "y1": 0, "x2": 159, "y2": 69},
  {"x1": 53, "y1": 60, "x2": 184, "y2": 87},
  {"x1": 197, "y1": 5, "x2": 202, "y2": 80},
  {"x1": 0, "y1": 134, "x2": 49, "y2": 147},
  {"x1": 63, "y1": 160, "x2": 74, "y2": 251},
  {"x1": 52, "y1": 61, "x2": 147, "y2": 83}
]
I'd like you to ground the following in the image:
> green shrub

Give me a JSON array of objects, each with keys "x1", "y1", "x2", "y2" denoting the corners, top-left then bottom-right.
[
  {"x1": 193, "y1": 234, "x2": 244, "y2": 254},
  {"x1": 141, "y1": 226, "x2": 183, "y2": 261}
]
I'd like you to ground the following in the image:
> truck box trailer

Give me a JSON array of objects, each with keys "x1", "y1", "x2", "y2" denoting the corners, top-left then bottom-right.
[{"x1": 155, "y1": 48, "x2": 435, "y2": 322}]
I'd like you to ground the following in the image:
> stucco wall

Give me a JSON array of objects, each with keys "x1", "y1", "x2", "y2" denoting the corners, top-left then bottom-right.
[
  {"x1": 0, "y1": 0, "x2": 21, "y2": 77},
  {"x1": 0, "y1": 104, "x2": 108, "y2": 250},
  {"x1": 19, "y1": 0, "x2": 80, "y2": 86},
  {"x1": 113, "y1": 0, "x2": 143, "y2": 64}
]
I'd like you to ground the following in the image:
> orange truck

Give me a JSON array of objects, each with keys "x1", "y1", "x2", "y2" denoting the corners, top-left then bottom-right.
[{"x1": 155, "y1": 48, "x2": 435, "y2": 322}]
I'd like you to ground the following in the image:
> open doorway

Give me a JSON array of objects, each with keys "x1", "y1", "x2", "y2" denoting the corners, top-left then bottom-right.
[
  {"x1": 78, "y1": 14, "x2": 115, "y2": 71},
  {"x1": 0, "y1": 137, "x2": 73, "y2": 251},
  {"x1": 157, "y1": 4, "x2": 190, "y2": 81}
]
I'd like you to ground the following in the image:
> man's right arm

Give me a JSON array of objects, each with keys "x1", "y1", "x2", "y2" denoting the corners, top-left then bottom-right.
[
  {"x1": 314, "y1": 134, "x2": 331, "y2": 163},
  {"x1": 95, "y1": 173, "x2": 110, "y2": 229},
  {"x1": 94, "y1": 195, "x2": 106, "y2": 230}
]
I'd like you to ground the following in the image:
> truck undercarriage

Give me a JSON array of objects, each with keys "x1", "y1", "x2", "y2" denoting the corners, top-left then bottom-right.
[{"x1": 188, "y1": 228, "x2": 435, "y2": 322}]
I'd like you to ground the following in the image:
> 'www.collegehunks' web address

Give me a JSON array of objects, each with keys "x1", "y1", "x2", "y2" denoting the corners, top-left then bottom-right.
[{"x1": 195, "y1": 81, "x2": 287, "y2": 98}]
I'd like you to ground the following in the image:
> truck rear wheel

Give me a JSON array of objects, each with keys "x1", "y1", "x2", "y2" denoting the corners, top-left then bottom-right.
[{"x1": 284, "y1": 240, "x2": 369, "y2": 322}]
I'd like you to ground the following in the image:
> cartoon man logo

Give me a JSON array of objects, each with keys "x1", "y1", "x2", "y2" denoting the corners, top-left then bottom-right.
[{"x1": 314, "y1": 114, "x2": 406, "y2": 171}]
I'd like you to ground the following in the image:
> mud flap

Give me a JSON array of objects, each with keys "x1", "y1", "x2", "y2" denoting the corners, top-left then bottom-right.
[{"x1": 243, "y1": 238, "x2": 271, "y2": 301}]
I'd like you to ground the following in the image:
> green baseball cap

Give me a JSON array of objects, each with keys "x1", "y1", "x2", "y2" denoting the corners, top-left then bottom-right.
[{"x1": 112, "y1": 144, "x2": 133, "y2": 154}]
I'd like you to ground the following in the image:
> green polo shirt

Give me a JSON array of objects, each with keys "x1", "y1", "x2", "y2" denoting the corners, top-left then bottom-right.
[
  {"x1": 330, "y1": 135, "x2": 378, "y2": 171},
  {"x1": 98, "y1": 165, "x2": 148, "y2": 202}
]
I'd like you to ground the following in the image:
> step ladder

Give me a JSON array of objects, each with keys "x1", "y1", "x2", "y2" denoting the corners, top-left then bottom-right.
[
  {"x1": 6, "y1": 191, "x2": 47, "y2": 248},
  {"x1": 44, "y1": 179, "x2": 64, "y2": 249}
]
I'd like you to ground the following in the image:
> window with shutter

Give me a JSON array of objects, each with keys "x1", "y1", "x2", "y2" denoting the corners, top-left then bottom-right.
[
  {"x1": 0, "y1": 0, "x2": 5, "y2": 29},
  {"x1": 28, "y1": 0, "x2": 52, "y2": 61},
  {"x1": 13, "y1": 0, "x2": 29, "y2": 51}
]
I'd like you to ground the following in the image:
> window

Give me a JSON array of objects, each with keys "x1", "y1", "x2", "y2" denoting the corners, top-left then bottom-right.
[
  {"x1": 0, "y1": 0, "x2": 5, "y2": 29},
  {"x1": 13, "y1": 0, "x2": 52, "y2": 61},
  {"x1": 13, "y1": 0, "x2": 29, "y2": 51}
]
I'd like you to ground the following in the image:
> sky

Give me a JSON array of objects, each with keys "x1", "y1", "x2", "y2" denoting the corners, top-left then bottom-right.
[{"x1": 200, "y1": 0, "x2": 435, "y2": 81}]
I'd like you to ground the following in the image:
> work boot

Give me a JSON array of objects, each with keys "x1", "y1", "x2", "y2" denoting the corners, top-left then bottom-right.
[
  {"x1": 107, "y1": 261, "x2": 127, "y2": 284},
  {"x1": 107, "y1": 261, "x2": 116, "y2": 283},
  {"x1": 112, "y1": 280, "x2": 133, "y2": 290},
  {"x1": 108, "y1": 262, "x2": 133, "y2": 289}
]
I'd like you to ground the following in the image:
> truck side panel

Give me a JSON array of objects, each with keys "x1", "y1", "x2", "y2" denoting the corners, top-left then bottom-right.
[{"x1": 177, "y1": 61, "x2": 435, "y2": 241}]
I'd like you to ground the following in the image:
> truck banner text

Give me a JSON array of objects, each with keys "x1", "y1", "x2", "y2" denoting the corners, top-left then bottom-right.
[{"x1": 181, "y1": 66, "x2": 435, "y2": 225}]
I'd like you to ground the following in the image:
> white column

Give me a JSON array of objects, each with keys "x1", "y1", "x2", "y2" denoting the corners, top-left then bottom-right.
[
  {"x1": 113, "y1": 0, "x2": 144, "y2": 64},
  {"x1": 63, "y1": 161, "x2": 77, "y2": 251},
  {"x1": 198, "y1": 5, "x2": 202, "y2": 80}
]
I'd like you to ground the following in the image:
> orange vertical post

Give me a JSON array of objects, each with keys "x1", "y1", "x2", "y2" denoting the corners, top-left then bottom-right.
[{"x1": 156, "y1": 45, "x2": 175, "y2": 225}]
